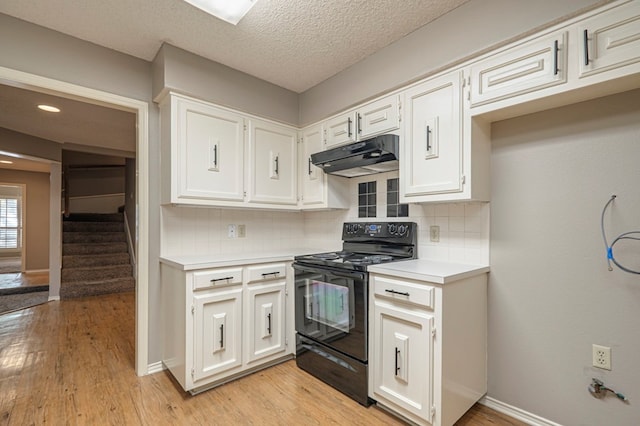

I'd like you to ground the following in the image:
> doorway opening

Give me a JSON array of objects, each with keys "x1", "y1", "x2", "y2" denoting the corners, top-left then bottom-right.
[{"x1": 0, "y1": 66, "x2": 150, "y2": 375}]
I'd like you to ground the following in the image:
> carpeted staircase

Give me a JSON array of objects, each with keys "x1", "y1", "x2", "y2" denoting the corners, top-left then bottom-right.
[{"x1": 61, "y1": 213, "x2": 135, "y2": 299}]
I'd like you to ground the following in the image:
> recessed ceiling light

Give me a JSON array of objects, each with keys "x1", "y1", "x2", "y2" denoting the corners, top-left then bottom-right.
[
  {"x1": 182, "y1": 0, "x2": 258, "y2": 25},
  {"x1": 0, "y1": 160, "x2": 13, "y2": 164},
  {"x1": 38, "y1": 104, "x2": 61, "y2": 113}
]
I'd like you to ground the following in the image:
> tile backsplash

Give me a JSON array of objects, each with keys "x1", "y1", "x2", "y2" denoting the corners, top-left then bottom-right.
[
  {"x1": 304, "y1": 171, "x2": 490, "y2": 265},
  {"x1": 161, "y1": 171, "x2": 489, "y2": 265}
]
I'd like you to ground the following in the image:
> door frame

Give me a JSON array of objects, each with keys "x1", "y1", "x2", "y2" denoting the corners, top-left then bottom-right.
[{"x1": 0, "y1": 66, "x2": 150, "y2": 376}]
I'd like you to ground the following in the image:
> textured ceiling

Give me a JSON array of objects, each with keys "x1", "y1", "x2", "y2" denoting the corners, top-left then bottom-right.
[{"x1": 0, "y1": 0, "x2": 470, "y2": 93}]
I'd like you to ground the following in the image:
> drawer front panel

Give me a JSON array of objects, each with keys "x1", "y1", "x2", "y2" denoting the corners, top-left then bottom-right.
[
  {"x1": 246, "y1": 263, "x2": 287, "y2": 283},
  {"x1": 373, "y1": 275, "x2": 434, "y2": 309},
  {"x1": 193, "y1": 267, "x2": 243, "y2": 290}
]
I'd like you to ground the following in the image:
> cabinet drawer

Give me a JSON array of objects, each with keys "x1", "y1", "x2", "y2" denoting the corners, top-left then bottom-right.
[
  {"x1": 373, "y1": 275, "x2": 434, "y2": 309},
  {"x1": 192, "y1": 267, "x2": 243, "y2": 290},
  {"x1": 246, "y1": 263, "x2": 287, "y2": 283}
]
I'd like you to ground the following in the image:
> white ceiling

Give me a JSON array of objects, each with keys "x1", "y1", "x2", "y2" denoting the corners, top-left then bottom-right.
[
  {"x1": 0, "y1": 0, "x2": 469, "y2": 171},
  {"x1": 0, "y1": 0, "x2": 470, "y2": 93}
]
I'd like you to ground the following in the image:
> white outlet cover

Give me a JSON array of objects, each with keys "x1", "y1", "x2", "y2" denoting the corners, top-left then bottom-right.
[{"x1": 592, "y1": 344, "x2": 611, "y2": 370}]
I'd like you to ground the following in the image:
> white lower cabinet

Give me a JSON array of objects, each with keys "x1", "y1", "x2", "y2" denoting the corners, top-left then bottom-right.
[
  {"x1": 245, "y1": 281, "x2": 287, "y2": 365},
  {"x1": 373, "y1": 301, "x2": 435, "y2": 423},
  {"x1": 193, "y1": 287, "x2": 243, "y2": 381},
  {"x1": 369, "y1": 272, "x2": 487, "y2": 426},
  {"x1": 161, "y1": 261, "x2": 293, "y2": 394}
]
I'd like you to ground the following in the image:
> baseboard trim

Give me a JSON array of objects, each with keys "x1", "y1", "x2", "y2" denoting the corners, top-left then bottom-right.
[
  {"x1": 479, "y1": 396, "x2": 563, "y2": 426},
  {"x1": 147, "y1": 361, "x2": 165, "y2": 375},
  {"x1": 48, "y1": 295, "x2": 60, "y2": 302}
]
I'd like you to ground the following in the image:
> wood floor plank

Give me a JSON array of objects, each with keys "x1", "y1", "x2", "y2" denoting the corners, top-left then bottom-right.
[{"x1": 0, "y1": 292, "x2": 524, "y2": 425}]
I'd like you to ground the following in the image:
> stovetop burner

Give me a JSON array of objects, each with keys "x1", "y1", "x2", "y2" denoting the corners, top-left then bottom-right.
[{"x1": 295, "y1": 222, "x2": 417, "y2": 271}]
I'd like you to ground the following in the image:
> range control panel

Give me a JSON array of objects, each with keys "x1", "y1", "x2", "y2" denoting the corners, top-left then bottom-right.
[{"x1": 343, "y1": 222, "x2": 417, "y2": 240}]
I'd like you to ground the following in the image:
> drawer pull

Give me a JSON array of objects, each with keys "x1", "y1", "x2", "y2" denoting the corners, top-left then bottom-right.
[
  {"x1": 261, "y1": 271, "x2": 280, "y2": 278},
  {"x1": 210, "y1": 276, "x2": 234, "y2": 283},
  {"x1": 385, "y1": 288, "x2": 410, "y2": 297}
]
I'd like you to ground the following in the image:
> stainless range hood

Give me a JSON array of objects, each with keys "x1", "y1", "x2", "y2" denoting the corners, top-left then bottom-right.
[{"x1": 311, "y1": 134, "x2": 399, "y2": 178}]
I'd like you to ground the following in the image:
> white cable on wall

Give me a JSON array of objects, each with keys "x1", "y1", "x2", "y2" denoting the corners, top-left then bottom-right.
[{"x1": 601, "y1": 195, "x2": 640, "y2": 275}]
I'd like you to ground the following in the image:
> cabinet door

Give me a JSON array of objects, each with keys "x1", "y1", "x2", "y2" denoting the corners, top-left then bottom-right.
[
  {"x1": 247, "y1": 119, "x2": 297, "y2": 205},
  {"x1": 578, "y1": 1, "x2": 640, "y2": 79},
  {"x1": 300, "y1": 124, "x2": 327, "y2": 206},
  {"x1": 325, "y1": 111, "x2": 357, "y2": 148},
  {"x1": 358, "y1": 95, "x2": 400, "y2": 140},
  {"x1": 246, "y1": 282, "x2": 287, "y2": 364},
  {"x1": 372, "y1": 301, "x2": 434, "y2": 424},
  {"x1": 193, "y1": 287, "x2": 242, "y2": 382},
  {"x1": 469, "y1": 31, "x2": 567, "y2": 107},
  {"x1": 401, "y1": 72, "x2": 463, "y2": 199},
  {"x1": 176, "y1": 96, "x2": 245, "y2": 202}
]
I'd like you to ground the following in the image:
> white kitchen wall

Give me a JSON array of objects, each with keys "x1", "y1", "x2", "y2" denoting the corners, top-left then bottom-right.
[
  {"x1": 489, "y1": 88, "x2": 640, "y2": 425},
  {"x1": 161, "y1": 206, "x2": 306, "y2": 257},
  {"x1": 304, "y1": 171, "x2": 490, "y2": 265}
]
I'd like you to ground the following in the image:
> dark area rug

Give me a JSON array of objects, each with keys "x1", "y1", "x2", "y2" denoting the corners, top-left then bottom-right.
[{"x1": 0, "y1": 291, "x2": 49, "y2": 315}]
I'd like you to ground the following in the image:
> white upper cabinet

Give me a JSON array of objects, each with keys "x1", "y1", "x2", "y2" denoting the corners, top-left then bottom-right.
[
  {"x1": 470, "y1": 31, "x2": 568, "y2": 108},
  {"x1": 247, "y1": 118, "x2": 298, "y2": 206},
  {"x1": 577, "y1": 0, "x2": 640, "y2": 80},
  {"x1": 401, "y1": 71, "x2": 464, "y2": 199},
  {"x1": 162, "y1": 94, "x2": 244, "y2": 204},
  {"x1": 299, "y1": 124, "x2": 325, "y2": 206},
  {"x1": 325, "y1": 94, "x2": 400, "y2": 148},
  {"x1": 299, "y1": 124, "x2": 350, "y2": 210},
  {"x1": 160, "y1": 93, "x2": 300, "y2": 210}
]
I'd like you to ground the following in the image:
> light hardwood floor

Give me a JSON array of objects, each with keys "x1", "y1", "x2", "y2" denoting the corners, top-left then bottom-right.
[{"x1": 0, "y1": 292, "x2": 526, "y2": 425}]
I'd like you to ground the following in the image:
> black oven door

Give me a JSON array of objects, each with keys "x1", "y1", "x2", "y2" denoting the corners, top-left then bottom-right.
[{"x1": 293, "y1": 263, "x2": 367, "y2": 362}]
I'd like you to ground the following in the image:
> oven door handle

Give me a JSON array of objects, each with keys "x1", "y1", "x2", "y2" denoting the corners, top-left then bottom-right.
[{"x1": 292, "y1": 264, "x2": 365, "y2": 281}]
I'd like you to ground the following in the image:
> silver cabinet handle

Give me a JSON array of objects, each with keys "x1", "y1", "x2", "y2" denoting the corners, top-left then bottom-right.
[
  {"x1": 347, "y1": 117, "x2": 352, "y2": 138},
  {"x1": 357, "y1": 113, "x2": 362, "y2": 135},
  {"x1": 261, "y1": 271, "x2": 280, "y2": 278}
]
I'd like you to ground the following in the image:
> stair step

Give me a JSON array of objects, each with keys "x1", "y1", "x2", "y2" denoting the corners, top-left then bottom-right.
[
  {"x1": 63, "y1": 242, "x2": 128, "y2": 255},
  {"x1": 63, "y1": 253, "x2": 130, "y2": 268},
  {"x1": 60, "y1": 277, "x2": 135, "y2": 299},
  {"x1": 63, "y1": 232, "x2": 126, "y2": 244},
  {"x1": 62, "y1": 264, "x2": 133, "y2": 283},
  {"x1": 64, "y1": 213, "x2": 124, "y2": 222},
  {"x1": 63, "y1": 221, "x2": 124, "y2": 232}
]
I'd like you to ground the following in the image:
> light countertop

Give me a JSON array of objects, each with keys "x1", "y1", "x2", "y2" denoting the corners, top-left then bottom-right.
[
  {"x1": 368, "y1": 259, "x2": 489, "y2": 284},
  {"x1": 160, "y1": 248, "x2": 319, "y2": 271}
]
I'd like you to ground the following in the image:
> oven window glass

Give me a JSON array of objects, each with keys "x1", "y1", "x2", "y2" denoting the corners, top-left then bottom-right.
[
  {"x1": 358, "y1": 181, "x2": 377, "y2": 218},
  {"x1": 386, "y1": 178, "x2": 408, "y2": 217},
  {"x1": 305, "y1": 280, "x2": 351, "y2": 332}
]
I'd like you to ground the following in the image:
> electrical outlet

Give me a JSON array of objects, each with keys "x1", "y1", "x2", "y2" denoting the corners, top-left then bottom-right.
[
  {"x1": 430, "y1": 225, "x2": 440, "y2": 242},
  {"x1": 227, "y1": 224, "x2": 237, "y2": 238},
  {"x1": 592, "y1": 344, "x2": 611, "y2": 370}
]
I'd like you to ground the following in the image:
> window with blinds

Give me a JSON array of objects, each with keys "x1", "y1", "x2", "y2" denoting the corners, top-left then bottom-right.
[{"x1": 0, "y1": 197, "x2": 21, "y2": 249}]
